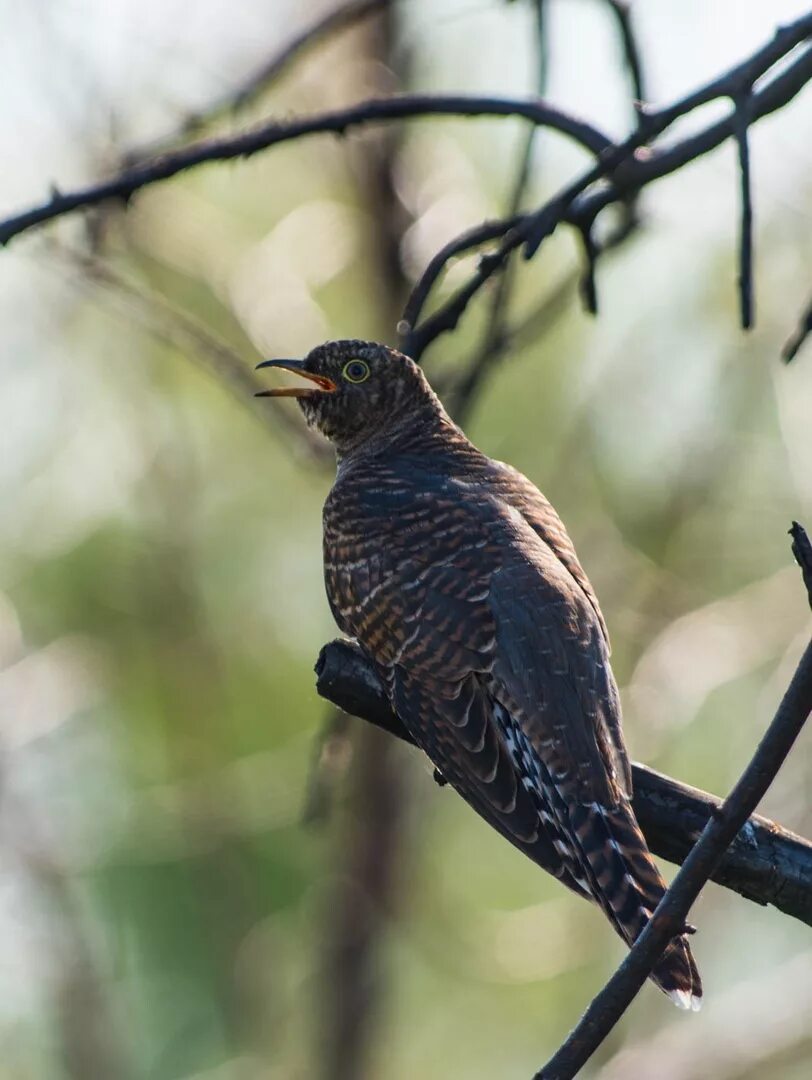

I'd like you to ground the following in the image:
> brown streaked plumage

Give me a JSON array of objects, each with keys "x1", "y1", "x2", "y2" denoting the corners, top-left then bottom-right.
[{"x1": 258, "y1": 340, "x2": 702, "y2": 1008}]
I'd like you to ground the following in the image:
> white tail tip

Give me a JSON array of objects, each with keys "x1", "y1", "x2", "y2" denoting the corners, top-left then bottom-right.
[{"x1": 667, "y1": 988, "x2": 702, "y2": 1011}]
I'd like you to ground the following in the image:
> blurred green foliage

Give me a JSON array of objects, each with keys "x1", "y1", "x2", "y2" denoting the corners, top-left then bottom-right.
[{"x1": 1, "y1": 2, "x2": 811, "y2": 1079}]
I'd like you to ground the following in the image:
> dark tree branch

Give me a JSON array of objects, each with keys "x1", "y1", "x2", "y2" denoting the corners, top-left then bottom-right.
[
  {"x1": 398, "y1": 215, "x2": 523, "y2": 335},
  {"x1": 566, "y1": 33, "x2": 812, "y2": 228},
  {"x1": 0, "y1": 95, "x2": 610, "y2": 249},
  {"x1": 535, "y1": 644, "x2": 812, "y2": 1076},
  {"x1": 630, "y1": 766, "x2": 812, "y2": 928},
  {"x1": 791, "y1": 520, "x2": 812, "y2": 610},
  {"x1": 401, "y1": 14, "x2": 812, "y2": 358},
  {"x1": 314, "y1": 630, "x2": 812, "y2": 929},
  {"x1": 577, "y1": 221, "x2": 599, "y2": 315},
  {"x1": 733, "y1": 94, "x2": 754, "y2": 330},
  {"x1": 127, "y1": 0, "x2": 396, "y2": 159},
  {"x1": 602, "y1": 0, "x2": 647, "y2": 112},
  {"x1": 497, "y1": 204, "x2": 640, "y2": 359},
  {"x1": 783, "y1": 294, "x2": 812, "y2": 363}
]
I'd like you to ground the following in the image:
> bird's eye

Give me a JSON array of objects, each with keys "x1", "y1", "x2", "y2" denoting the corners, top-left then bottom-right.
[{"x1": 342, "y1": 359, "x2": 370, "y2": 383}]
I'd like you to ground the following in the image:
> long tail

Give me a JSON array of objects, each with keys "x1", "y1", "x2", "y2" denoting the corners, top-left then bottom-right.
[{"x1": 568, "y1": 800, "x2": 702, "y2": 1010}]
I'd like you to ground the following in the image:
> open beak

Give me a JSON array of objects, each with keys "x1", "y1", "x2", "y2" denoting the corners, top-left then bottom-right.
[{"x1": 254, "y1": 359, "x2": 337, "y2": 398}]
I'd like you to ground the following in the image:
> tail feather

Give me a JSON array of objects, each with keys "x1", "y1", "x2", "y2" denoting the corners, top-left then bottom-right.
[
  {"x1": 489, "y1": 700, "x2": 701, "y2": 1008},
  {"x1": 569, "y1": 801, "x2": 703, "y2": 1009}
]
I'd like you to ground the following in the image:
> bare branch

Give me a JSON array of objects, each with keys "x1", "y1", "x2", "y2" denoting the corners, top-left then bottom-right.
[
  {"x1": 402, "y1": 14, "x2": 812, "y2": 358},
  {"x1": 314, "y1": 630, "x2": 812, "y2": 928},
  {"x1": 0, "y1": 95, "x2": 610, "y2": 249},
  {"x1": 398, "y1": 215, "x2": 522, "y2": 334},
  {"x1": 733, "y1": 93, "x2": 755, "y2": 329},
  {"x1": 533, "y1": 523, "x2": 812, "y2": 1080},
  {"x1": 572, "y1": 34, "x2": 812, "y2": 223},
  {"x1": 783, "y1": 294, "x2": 812, "y2": 363},
  {"x1": 602, "y1": 0, "x2": 647, "y2": 111},
  {"x1": 791, "y1": 520, "x2": 812, "y2": 609},
  {"x1": 576, "y1": 221, "x2": 599, "y2": 315}
]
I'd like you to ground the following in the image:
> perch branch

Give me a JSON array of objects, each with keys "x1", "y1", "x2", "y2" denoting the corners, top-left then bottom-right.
[
  {"x1": 315, "y1": 584, "x2": 811, "y2": 1080},
  {"x1": 314, "y1": 633, "x2": 812, "y2": 928}
]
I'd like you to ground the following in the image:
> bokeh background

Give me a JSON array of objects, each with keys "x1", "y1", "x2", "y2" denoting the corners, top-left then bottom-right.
[{"x1": 2, "y1": 1, "x2": 812, "y2": 1078}]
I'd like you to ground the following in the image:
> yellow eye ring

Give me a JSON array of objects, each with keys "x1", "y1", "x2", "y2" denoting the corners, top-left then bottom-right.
[{"x1": 342, "y1": 359, "x2": 370, "y2": 383}]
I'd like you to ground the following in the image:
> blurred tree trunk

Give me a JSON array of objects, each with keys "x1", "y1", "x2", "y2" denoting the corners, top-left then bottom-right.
[{"x1": 318, "y1": 7, "x2": 413, "y2": 1080}]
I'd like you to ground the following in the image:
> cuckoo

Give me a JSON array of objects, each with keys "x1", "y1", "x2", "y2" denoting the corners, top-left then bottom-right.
[{"x1": 257, "y1": 339, "x2": 701, "y2": 1008}]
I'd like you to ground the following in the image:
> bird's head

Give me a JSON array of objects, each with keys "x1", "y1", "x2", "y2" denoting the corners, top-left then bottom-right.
[{"x1": 256, "y1": 339, "x2": 444, "y2": 453}]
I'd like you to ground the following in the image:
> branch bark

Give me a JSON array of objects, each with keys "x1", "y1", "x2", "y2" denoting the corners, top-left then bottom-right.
[
  {"x1": 783, "y1": 296, "x2": 812, "y2": 363},
  {"x1": 314, "y1": 636, "x2": 812, "y2": 928},
  {"x1": 0, "y1": 95, "x2": 610, "y2": 248}
]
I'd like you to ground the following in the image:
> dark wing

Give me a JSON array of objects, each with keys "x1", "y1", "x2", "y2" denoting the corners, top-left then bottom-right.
[
  {"x1": 325, "y1": 471, "x2": 623, "y2": 853},
  {"x1": 487, "y1": 459, "x2": 611, "y2": 648},
  {"x1": 485, "y1": 458, "x2": 635, "y2": 799},
  {"x1": 324, "y1": 467, "x2": 629, "y2": 805},
  {"x1": 391, "y1": 667, "x2": 591, "y2": 897},
  {"x1": 487, "y1": 546, "x2": 629, "y2": 806}
]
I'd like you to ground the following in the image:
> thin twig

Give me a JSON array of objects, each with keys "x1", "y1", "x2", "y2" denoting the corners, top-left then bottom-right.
[
  {"x1": 461, "y1": 175, "x2": 642, "y2": 384},
  {"x1": 402, "y1": 16, "x2": 812, "y2": 358},
  {"x1": 733, "y1": 93, "x2": 754, "y2": 329},
  {"x1": 602, "y1": 0, "x2": 647, "y2": 110},
  {"x1": 127, "y1": 0, "x2": 395, "y2": 159},
  {"x1": 790, "y1": 520, "x2": 812, "y2": 609},
  {"x1": 314, "y1": 633, "x2": 812, "y2": 927},
  {"x1": 398, "y1": 215, "x2": 523, "y2": 335},
  {"x1": 0, "y1": 95, "x2": 611, "y2": 248},
  {"x1": 782, "y1": 294, "x2": 812, "y2": 363},
  {"x1": 577, "y1": 220, "x2": 599, "y2": 315}
]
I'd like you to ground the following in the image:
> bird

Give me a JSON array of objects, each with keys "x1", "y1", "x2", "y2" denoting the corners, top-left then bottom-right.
[{"x1": 257, "y1": 339, "x2": 702, "y2": 1009}]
